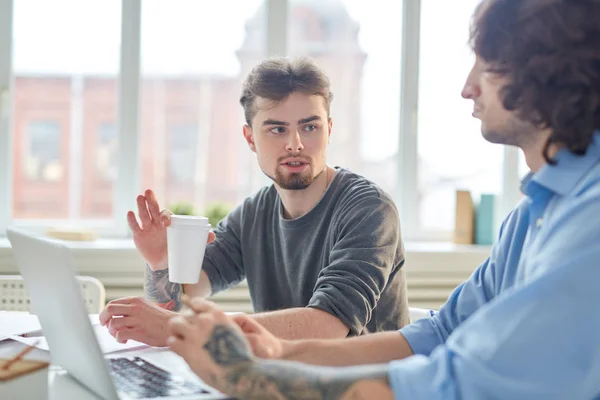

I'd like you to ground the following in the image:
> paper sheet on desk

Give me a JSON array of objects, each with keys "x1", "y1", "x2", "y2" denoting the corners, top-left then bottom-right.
[
  {"x1": 10, "y1": 324, "x2": 148, "y2": 354},
  {"x1": 0, "y1": 311, "x2": 42, "y2": 341},
  {"x1": 0, "y1": 312, "x2": 102, "y2": 341}
]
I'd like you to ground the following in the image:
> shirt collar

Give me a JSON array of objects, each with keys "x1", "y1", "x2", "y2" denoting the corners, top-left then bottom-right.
[{"x1": 521, "y1": 131, "x2": 600, "y2": 197}]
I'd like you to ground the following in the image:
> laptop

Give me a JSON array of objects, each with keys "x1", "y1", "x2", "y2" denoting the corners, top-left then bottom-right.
[{"x1": 7, "y1": 227, "x2": 227, "y2": 400}]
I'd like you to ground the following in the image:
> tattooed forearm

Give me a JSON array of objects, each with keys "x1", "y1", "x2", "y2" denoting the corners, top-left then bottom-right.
[
  {"x1": 226, "y1": 360, "x2": 390, "y2": 400},
  {"x1": 144, "y1": 265, "x2": 183, "y2": 311},
  {"x1": 204, "y1": 324, "x2": 391, "y2": 400}
]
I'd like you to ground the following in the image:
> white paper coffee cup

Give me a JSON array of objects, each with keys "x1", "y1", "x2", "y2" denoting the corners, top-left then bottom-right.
[{"x1": 166, "y1": 215, "x2": 211, "y2": 284}]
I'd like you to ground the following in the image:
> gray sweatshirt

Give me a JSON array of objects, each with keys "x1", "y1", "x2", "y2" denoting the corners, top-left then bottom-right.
[{"x1": 202, "y1": 168, "x2": 409, "y2": 335}]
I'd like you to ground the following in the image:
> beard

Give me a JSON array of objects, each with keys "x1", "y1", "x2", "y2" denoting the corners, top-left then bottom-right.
[
  {"x1": 265, "y1": 160, "x2": 326, "y2": 190},
  {"x1": 274, "y1": 169, "x2": 314, "y2": 190}
]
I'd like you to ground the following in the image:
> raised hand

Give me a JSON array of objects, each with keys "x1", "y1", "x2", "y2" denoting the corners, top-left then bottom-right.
[{"x1": 128, "y1": 189, "x2": 172, "y2": 270}]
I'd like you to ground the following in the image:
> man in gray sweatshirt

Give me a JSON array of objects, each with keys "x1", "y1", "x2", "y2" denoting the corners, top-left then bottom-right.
[{"x1": 99, "y1": 57, "x2": 409, "y2": 346}]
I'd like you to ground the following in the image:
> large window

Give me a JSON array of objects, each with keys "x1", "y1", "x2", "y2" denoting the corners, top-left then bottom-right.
[
  {"x1": 139, "y1": 0, "x2": 265, "y2": 215},
  {"x1": 416, "y1": 0, "x2": 503, "y2": 233},
  {"x1": 11, "y1": 0, "x2": 121, "y2": 221},
  {"x1": 288, "y1": 0, "x2": 403, "y2": 197},
  {"x1": 0, "y1": 0, "x2": 523, "y2": 240}
]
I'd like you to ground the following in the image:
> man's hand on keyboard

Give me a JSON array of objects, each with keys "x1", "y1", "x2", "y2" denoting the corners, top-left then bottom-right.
[{"x1": 99, "y1": 296, "x2": 176, "y2": 347}]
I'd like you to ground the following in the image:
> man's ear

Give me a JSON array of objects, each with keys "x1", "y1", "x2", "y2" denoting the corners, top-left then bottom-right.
[
  {"x1": 243, "y1": 124, "x2": 257, "y2": 153},
  {"x1": 327, "y1": 117, "x2": 333, "y2": 144}
]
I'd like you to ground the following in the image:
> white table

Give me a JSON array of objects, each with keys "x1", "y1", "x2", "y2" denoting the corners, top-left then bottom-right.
[{"x1": 0, "y1": 339, "x2": 228, "y2": 399}]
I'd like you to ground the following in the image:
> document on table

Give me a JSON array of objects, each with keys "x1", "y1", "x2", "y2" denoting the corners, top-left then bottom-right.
[
  {"x1": 3, "y1": 312, "x2": 148, "y2": 353},
  {"x1": 0, "y1": 312, "x2": 103, "y2": 341},
  {"x1": 0, "y1": 311, "x2": 42, "y2": 340},
  {"x1": 10, "y1": 324, "x2": 148, "y2": 354}
]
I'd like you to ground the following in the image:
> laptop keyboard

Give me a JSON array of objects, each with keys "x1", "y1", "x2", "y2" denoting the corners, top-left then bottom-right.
[{"x1": 109, "y1": 357, "x2": 210, "y2": 399}]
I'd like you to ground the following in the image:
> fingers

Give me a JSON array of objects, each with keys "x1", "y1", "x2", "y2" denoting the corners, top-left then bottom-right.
[
  {"x1": 160, "y1": 209, "x2": 173, "y2": 228},
  {"x1": 167, "y1": 314, "x2": 220, "y2": 357},
  {"x1": 115, "y1": 327, "x2": 139, "y2": 344},
  {"x1": 188, "y1": 298, "x2": 220, "y2": 315},
  {"x1": 126, "y1": 211, "x2": 142, "y2": 235},
  {"x1": 100, "y1": 300, "x2": 134, "y2": 326},
  {"x1": 145, "y1": 189, "x2": 162, "y2": 221},
  {"x1": 109, "y1": 317, "x2": 135, "y2": 338},
  {"x1": 231, "y1": 313, "x2": 258, "y2": 333},
  {"x1": 168, "y1": 315, "x2": 191, "y2": 340},
  {"x1": 99, "y1": 303, "x2": 134, "y2": 326},
  {"x1": 245, "y1": 334, "x2": 261, "y2": 355},
  {"x1": 207, "y1": 231, "x2": 216, "y2": 244},
  {"x1": 137, "y1": 195, "x2": 152, "y2": 228},
  {"x1": 99, "y1": 306, "x2": 111, "y2": 326},
  {"x1": 108, "y1": 316, "x2": 133, "y2": 331},
  {"x1": 246, "y1": 334, "x2": 273, "y2": 359}
]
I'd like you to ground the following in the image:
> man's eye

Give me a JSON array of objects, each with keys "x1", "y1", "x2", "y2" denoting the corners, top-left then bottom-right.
[
  {"x1": 303, "y1": 124, "x2": 317, "y2": 132},
  {"x1": 270, "y1": 127, "x2": 286, "y2": 134}
]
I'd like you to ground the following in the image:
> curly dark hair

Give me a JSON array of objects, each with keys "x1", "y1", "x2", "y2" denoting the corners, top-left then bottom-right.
[{"x1": 470, "y1": 0, "x2": 600, "y2": 163}]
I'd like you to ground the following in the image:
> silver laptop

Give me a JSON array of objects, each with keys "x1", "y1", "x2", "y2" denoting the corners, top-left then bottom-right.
[{"x1": 7, "y1": 227, "x2": 226, "y2": 400}]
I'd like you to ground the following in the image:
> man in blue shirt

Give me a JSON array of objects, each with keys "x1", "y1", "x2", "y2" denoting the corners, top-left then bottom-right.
[{"x1": 164, "y1": 0, "x2": 600, "y2": 399}]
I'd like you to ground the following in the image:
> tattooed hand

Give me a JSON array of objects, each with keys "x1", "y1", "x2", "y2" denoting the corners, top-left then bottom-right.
[
  {"x1": 167, "y1": 299, "x2": 254, "y2": 392},
  {"x1": 168, "y1": 299, "x2": 394, "y2": 400}
]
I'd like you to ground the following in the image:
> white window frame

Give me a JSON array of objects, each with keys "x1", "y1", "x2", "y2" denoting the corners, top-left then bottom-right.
[
  {"x1": 114, "y1": 0, "x2": 142, "y2": 238},
  {"x1": 0, "y1": 0, "x2": 14, "y2": 237},
  {"x1": 0, "y1": 0, "x2": 519, "y2": 242},
  {"x1": 396, "y1": 0, "x2": 520, "y2": 241}
]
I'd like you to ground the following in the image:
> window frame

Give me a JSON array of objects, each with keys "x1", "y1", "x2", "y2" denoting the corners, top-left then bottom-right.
[
  {"x1": 0, "y1": 0, "x2": 520, "y2": 241},
  {"x1": 397, "y1": 0, "x2": 520, "y2": 241},
  {"x1": 0, "y1": 0, "x2": 14, "y2": 236}
]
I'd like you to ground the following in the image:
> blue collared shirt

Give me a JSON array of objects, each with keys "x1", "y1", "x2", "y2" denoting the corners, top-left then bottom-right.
[{"x1": 390, "y1": 132, "x2": 600, "y2": 400}]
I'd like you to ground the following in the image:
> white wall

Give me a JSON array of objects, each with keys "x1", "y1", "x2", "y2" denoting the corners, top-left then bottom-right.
[{"x1": 0, "y1": 239, "x2": 490, "y2": 312}]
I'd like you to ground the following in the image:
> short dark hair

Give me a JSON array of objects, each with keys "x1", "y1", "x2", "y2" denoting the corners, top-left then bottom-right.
[
  {"x1": 239, "y1": 57, "x2": 333, "y2": 126},
  {"x1": 470, "y1": 0, "x2": 600, "y2": 163}
]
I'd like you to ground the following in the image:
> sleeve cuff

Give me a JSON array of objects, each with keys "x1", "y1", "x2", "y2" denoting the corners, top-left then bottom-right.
[
  {"x1": 388, "y1": 348, "x2": 456, "y2": 400},
  {"x1": 307, "y1": 291, "x2": 365, "y2": 336},
  {"x1": 399, "y1": 318, "x2": 445, "y2": 356},
  {"x1": 200, "y1": 257, "x2": 226, "y2": 295}
]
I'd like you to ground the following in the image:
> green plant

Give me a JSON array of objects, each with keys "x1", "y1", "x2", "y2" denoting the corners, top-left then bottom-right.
[
  {"x1": 204, "y1": 202, "x2": 231, "y2": 227},
  {"x1": 168, "y1": 202, "x2": 196, "y2": 216}
]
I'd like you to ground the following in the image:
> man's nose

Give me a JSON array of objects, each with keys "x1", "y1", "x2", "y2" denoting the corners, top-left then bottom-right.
[
  {"x1": 461, "y1": 65, "x2": 481, "y2": 99},
  {"x1": 285, "y1": 131, "x2": 304, "y2": 152},
  {"x1": 461, "y1": 82, "x2": 481, "y2": 100}
]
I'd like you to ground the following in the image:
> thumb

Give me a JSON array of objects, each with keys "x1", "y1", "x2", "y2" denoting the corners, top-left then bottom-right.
[
  {"x1": 231, "y1": 313, "x2": 258, "y2": 333},
  {"x1": 207, "y1": 231, "x2": 216, "y2": 244},
  {"x1": 246, "y1": 333, "x2": 276, "y2": 359},
  {"x1": 245, "y1": 334, "x2": 263, "y2": 357}
]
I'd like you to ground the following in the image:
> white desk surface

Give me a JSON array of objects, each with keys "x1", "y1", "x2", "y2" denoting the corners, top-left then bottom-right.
[{"x1": 0, "y1": 335, "x2": 228, "y2": 399}]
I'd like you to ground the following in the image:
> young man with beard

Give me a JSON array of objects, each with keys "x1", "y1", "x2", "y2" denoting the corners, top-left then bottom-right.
[
  {"x1": 164, "y1": 1, "x2": 600, "y2": 399},
  {"x1": 99, "y1": 57, "x2": 410, "y2": 346}
]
